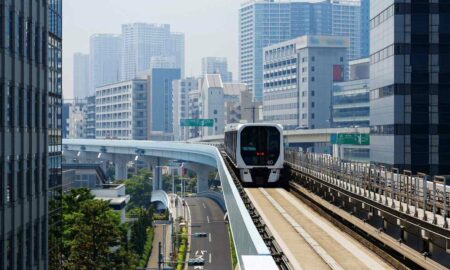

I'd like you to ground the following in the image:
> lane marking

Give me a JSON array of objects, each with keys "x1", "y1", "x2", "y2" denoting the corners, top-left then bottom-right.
[
  {"x1": 278, "y1": 189, "x2": 386, "y2": 270},
  {"x1": 209, "y1": 253, "x2": 212, "y2": 263},
  {"x1": 209, "y1": 233, "x2": 212, "y2": 243},
  {"x1": 202, "y1": 202, "x2": 207, "y2": 209},
  {"x1": 260, "y1": 188, "x2": 344, "y2": 270},
  {"x1": 207, "y1": 216, "x2": 210, "y2": 223}
]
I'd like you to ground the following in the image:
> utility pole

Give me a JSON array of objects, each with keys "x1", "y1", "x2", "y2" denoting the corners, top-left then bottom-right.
[{"x1": 244, "y1": 106, "x2": 258, "y2": 123}]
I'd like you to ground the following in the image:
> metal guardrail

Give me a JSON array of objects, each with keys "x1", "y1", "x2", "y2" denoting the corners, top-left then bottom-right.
[
  {"x1": 285, "y1": 150, "x2": 450, "y2": 269},
  {"x1": 285, "y1": 150, "x2": 450, "y2": 229}
]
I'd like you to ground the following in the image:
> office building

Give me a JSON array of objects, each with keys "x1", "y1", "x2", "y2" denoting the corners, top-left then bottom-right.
[
  {"x1": 73, "y1": 53, "x2": 90, "y2": 99},
  {"x1": 239, "y1": 0, "x2": 332, "y2": 101},
  {"x1": 187, "y1": 90, "x2": 201, "y2": 138},
  {"x1": 1, "y1": 0, "x2": 63, "y2": 269},
  {"x1": 149, "y1": 68, "x2": 181, "y2": 136},
  {"x1": 239, "y1": 0, "x2": 369, "y2": 101},
  {"x1": 332, "y1": 59, "x2": 370, "y2": 128},
  {"x1": 263, "y1": 35, "x2": 348, "y2": 130},
  {"x1": 84, "y1": 96, "x2": 96, "y2": 139},
  {"x1": 198, "y1": 74, "x2": 225, "y2": 136},
  {"x1": 62, "y1": 103, "x2": 71, "y2": 139},
  {"x1": 66, "y1": 96, "x2": 96, "y2": 139},
  {"x1": 202, "y1": 57, "x2": 233, "y2": 82},
  {"x1": 90, "y1": 34, "x2": 122, "y2": 95},
  {"x1": 370, "y1": 1, "x2": 450, "y2": 175},
  {"x1": 173, "y1": 78, "x2": 199, "y2": 141},
  {"x1": 95, "y1": 79, "x2": 150, "y2": 140},
  {"x1": 150, "y1": 56, "x2": 177, "y2": 70},
  {"x1": 168, "y1": 33, "x2": 185, "y2": 77},
  {"x1": 120, "y1": 23, "x2": 185, "y2": 80},
  {"x1": 331, "y1": 0, "x2": 369, "y2": 60}
]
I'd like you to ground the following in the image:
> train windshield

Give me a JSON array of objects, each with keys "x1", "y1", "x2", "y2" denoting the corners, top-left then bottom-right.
[{"x1": 240, "y1": 126, "x2": 280, "y2": 166}]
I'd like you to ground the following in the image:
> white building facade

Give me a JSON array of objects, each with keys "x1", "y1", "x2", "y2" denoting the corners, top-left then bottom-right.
[
  {"x1": 173, "y1": 77, "x2": 199, "y2": 141},
  {"x1": 95, "y1": 79, "x2": 150, "y2": 140},
  {"x1": 263, "y1": 35, "x2": 348, "y2": 130}
]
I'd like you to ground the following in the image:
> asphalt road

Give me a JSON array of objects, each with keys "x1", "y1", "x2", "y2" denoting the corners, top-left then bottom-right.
[{"x1": 185, "y1": 197, "x2": 232, "y2": 270}]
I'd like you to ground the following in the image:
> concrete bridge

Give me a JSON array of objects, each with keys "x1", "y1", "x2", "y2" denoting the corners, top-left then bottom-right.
[{"x1": 62, "y1": 139, "x2": 278, "y2": 270}]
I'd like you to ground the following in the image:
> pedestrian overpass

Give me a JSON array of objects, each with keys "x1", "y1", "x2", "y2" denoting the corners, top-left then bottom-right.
[{"x1": 62, "y1": 139, "x2": 278, "y2": 270}]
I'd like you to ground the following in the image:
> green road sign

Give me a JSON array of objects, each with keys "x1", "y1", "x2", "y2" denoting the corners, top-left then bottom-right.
[
  {"x1": 330, "y1": 133, "x2": 370, "y2": 145},
  {"x1": 180, "y1": 118, "x2": 214, "y2": 127}
]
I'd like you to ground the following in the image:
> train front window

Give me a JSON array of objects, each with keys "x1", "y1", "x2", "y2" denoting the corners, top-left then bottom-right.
[{"x1": 240, "y1": 126, "x2": 280, "y2": 166}]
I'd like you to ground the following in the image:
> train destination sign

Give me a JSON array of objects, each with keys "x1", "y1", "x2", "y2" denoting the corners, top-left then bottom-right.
[{"x1": 180, "y1": 118, "x2": 214, "y2": 127}]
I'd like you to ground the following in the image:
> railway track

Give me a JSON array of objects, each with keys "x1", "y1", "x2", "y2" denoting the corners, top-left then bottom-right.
[
  {"x1": 245, "y1": 187, "x2": 395, "y2": 270},
  {"x1": 220, "y1": 149, "x2": 447, "y2": 269}
]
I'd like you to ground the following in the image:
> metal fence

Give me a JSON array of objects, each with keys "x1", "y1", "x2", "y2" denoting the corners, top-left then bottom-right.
[{"x1": 285, "y1": 150, "x2": 450, "y2": 229}]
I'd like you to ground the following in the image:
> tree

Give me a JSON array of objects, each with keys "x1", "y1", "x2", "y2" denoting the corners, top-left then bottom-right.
[
  {"x1": 62, "y1": 188, "x2": 95, "y2": 264},
  {"x1": 67, "y1": 199, "x2": 124, "y2": 270},
  {"x1": 122, "y1": 169, "x2": 153, "y2": 210},
  {"x1": 130, "y1": 207, "x2": 153, "y2": 255}
]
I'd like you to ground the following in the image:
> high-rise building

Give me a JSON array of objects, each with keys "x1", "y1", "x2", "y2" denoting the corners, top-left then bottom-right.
[
  {"x1": 168, "y1": 32, "x2": 185, "y2": 77},
  {"x1": 202, "y1": 57, "x2": 233, "y2": 82},
  {"x1": 149, "y1": 68, "x2": 181, "y2": 135},
  {"x1": 332, "y1": 58, "x2": 370, "y2": 128},
  {"x1": 1, "y1": 0, "x2": 62, "y2": 269},
  {"x1": 239, "y1": 0, "x2": 369, "y2": 101},
  {"x1": 90, "y1": 34, "x2": 122, "y2": 95},
  {"x1": 120, "y1": 23, "x2": 185, "y2": 81},
  {"x1": 173, "y1": 78, "x2": 199, "y2": 141},
  {"x1": 239, "y1": 0, "x2": 332, "y2": 101},
  {"x1": 263, "y1": 35, "x2": 348, "y2": 130},
  {"x1": 370, "y1": 1, "x2": 450, "y2": 175},
  {"x1": 331, "y1": 0, "x2": 368, "y2": 60},
  {"x1": 73, "y1": 53, "x2": 90, "y2": 99},
  {"x1": 48, "y1": 0, "x2": 64, "y2": 267},
  {"x1": 96, "y1": 79, "x2": 150, "y2": 140}
]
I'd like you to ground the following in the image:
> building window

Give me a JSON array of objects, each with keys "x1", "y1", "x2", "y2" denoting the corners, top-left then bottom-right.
[
  {"x1": 311, "y1": 113, "x2": 315, "y2": 119},
  {"x1": 311, "y1": 91, "x2": 315, "y2": 97},
  {"x1": 340, "y1": 56, "x2": 344, "y2": 62},
  {"x1": 311, "y1": 77, "x2": 315, "y2": 82},
  {"x1": 311, "y1": 66, "x2": 315, "y2": 72},
  {"x1": 311, "y1": 56, "x2": 315, "y2": 62},
  {"x1": 311, "y1": 102, "x2": 315, "y2": 108}
]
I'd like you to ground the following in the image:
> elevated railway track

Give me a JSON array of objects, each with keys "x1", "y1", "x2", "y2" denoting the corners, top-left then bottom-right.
[{"x1": 220, "y1": 148, "x2": 450, "y2": 270}]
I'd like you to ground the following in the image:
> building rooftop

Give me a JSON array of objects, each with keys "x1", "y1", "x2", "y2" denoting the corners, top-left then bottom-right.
[
  {"x1": 204, "y1": 74, "x2": 223, "y2": 88},
  {"x1": 224, "y1": 83, "x2": 247, "y2": 96}
]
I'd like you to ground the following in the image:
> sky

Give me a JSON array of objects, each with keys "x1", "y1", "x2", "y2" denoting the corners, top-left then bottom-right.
[{"x1": 63, "y1": 0, "x2": 243, "y2": 100}]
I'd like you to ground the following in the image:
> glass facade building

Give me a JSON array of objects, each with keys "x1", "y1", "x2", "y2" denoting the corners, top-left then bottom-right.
[
  {"x1": 240, "y1": 0, "x2": 369, "y2": 102},
  {"x1": 150, "y1": 68, "x2": 181, "y2": 134},
  {"x1": 332, "y1": 79, "x2": 370, "y2": 128},
  {"x1": 89, "y1": 34, "x2": 121, "y2": 95},
  {"x1": 370, "y1": 1, "x2": 450, "y2": 174},
  {"x1": 1, "y1": 0, "x2": 62, "y2": 269},
  {"x1": 120, "y1": 23, "x2": 185, "y2": 81}
]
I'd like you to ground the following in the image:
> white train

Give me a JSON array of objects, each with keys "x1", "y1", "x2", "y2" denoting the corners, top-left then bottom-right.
[{"x1": 224, "y1": 123, "x2": 284, "y2": 185}]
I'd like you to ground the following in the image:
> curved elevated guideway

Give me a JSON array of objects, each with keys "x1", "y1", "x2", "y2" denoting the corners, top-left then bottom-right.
[{"x1": 62, "y1": 139, "x2": 277, "y2": 270}]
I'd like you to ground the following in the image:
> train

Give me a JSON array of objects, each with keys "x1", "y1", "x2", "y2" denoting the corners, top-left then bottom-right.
[{"x1": 224, "y1": 123, "x2": 284, "y2": 185}]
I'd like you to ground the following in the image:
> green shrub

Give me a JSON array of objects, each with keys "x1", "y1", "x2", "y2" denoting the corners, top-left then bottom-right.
[{"x1": 137, "y1": 228, "x2": 154, "y2": 268}]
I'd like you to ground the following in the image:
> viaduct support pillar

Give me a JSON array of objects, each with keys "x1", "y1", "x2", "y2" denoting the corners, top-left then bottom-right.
[
  {"x1": 183, "y1": 163, "x2": 215, "y2": 193},
  {"x1": 113, "y1": 155, "x2": 130, "y2": 181}
]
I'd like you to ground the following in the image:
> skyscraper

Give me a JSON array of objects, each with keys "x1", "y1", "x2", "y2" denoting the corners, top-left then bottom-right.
[
  {"x1": 48, "y1": 0, "x2": 63, "y2": 268},
  {"x1": 1, "y1": 0, "x2": 62, "y2": 269},
  {"x1": 150, "y1": 68, "x2": 181, "y2": 134},
  {"x1": 73, "y1": 53, "x2": 90, "y2": 99},
  {"x1": 120, "y1": 23, "x2": 185, "y2": 81},
  {"x1": 331, "y1": 0, "x2": 367, "y2": 60},
  {"x1": 168, "y1": 32, "x2": 185, "y2": 77},
  {"x1": 202, "y1": 57, "x2": 233, "y2": 82},
  {"x1": 239, "y1": 0, "x2": 369, "y2": 101},
  {"x1": 89, "y1": 34, "x2": 121, "y2": 95},
  {"x1": 239, "y1": 0, "x2": 332, "y2": 101},
  {"x1": 370, "y1": 1, "x2": 450, "y2": 175}
]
